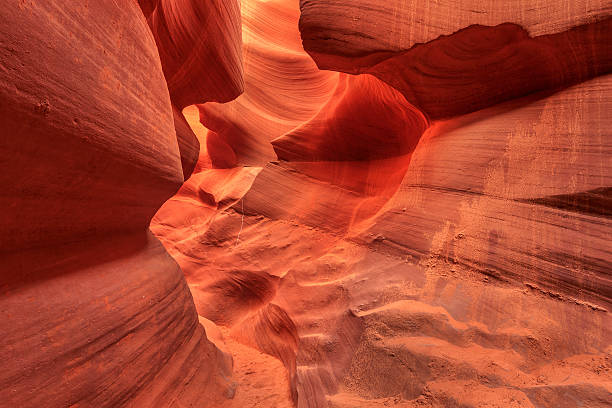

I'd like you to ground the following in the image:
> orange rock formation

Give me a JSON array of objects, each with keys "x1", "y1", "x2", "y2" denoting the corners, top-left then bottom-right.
[{"x1": 1, "y1": 1, "x2": 611, "y2": 407}]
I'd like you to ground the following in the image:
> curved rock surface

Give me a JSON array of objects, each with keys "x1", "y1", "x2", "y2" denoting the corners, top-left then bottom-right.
[
  {"x1": 272, "y1": 73, "x2": 428, "y2": 162},
  {"x1": 1, "y1": 232, "x2": 233, "y2": 408},
  {"x1": 148, "y1": 0, "x2": 244, "y2": 108},
  {"x1": 1, "y1": 1, "x2": 243, "y2": 407},
  {"x1": 299, "y1": 0, "x2": 611, "y2": 54},
  {"x1": 173, "y1": 104, "x2": 200, "y2": 180},
  {"x1": 300, "y1": 2, "x2": 612, "y2": 119},
  {"x1": 0, "y1": 1, "x2": 181, "y2": 251},
  {"x1": 153, "y1": 1, "x2": 612, "y2": 407},
  {"x1": 4, "y1": 0, "x2": 611, "y2": 407},
  {"x1": 197, "y1": 0, "x2": 339, "y2": 166}
]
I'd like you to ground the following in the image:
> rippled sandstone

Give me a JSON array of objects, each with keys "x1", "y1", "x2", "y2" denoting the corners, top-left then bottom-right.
[
  {"x1": 153, "y1": 1, "x2": 612, "y2": 407},
  {"x1": 1, "y1": 1, "x2": 242, "y2": 407},
  {"x1": 2, "y1": 0, "x2": 611, "y2": 407}
]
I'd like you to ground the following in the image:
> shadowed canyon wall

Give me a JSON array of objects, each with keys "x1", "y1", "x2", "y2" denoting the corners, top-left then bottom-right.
[
  {"x1": 1, "y1": 1, "x2": 242, "y2": 407},
  {"x1": 1, "y1": 0, "x2": 611, "y2": 408}
]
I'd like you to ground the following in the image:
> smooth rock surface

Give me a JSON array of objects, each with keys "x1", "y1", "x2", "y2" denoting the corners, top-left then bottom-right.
[
  {"x1": 300, "y1": 2, "x2": 612, "y2": 119},
  {"x1": 148, "y1": 0, "x2": 244, "y2": 108},
  {"x1": 0, "y1": 1, "x2": 243, "y2": 407},
  {"x1": 3, "y1": 0, "x2": 611, "y2": 407},
  {"x1": 153, "y1": 1, "x2": 612, "y2": 407}
]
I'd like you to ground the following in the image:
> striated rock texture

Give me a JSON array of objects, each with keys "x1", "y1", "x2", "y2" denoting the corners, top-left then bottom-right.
[
  {"x1": 147, "y1": 0, "x2": 244, "y2": 108},
  {"x1": 3, "y1": 0, "x2": 611, "y2": 407},
  {"x1": 197, "y1": 0, "x2": 340, "y2": 166},
  {"x1": 152, "y1": 1, "x2": 612, "y2": 408},
  {"x1": 174, "y1": 104, "x2": 201, "y2": 180},
  {"x1": 299, "y1": 1, "x2": 612, "y2": 119},
  {"x1": 0, "y1": 1, "x2": 243, "y2": 407}
]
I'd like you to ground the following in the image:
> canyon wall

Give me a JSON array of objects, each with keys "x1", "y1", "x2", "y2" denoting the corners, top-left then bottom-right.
[
  {"x1": 152, "y1": 1, "x2": 612, "y2": 407},
  {"x1": 1, "y1": 0, "x2": 610, "y2": 407},
  {"x1": 0, "y1": 1, "x2": 242, "y2": 407}
]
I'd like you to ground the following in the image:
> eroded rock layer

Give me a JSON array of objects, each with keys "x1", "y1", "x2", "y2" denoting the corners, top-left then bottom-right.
[
  {"x1": 1, "y1": 1, "x2": 243, "y2": 407},
  {"x1": 300, "y1": 2, "x2": 612, "y2": 119},
  {"x1": 148, "y1": 0, "x2": 244, "y2": 108},
  {"x1": 153, "y1": 0, "x2": 612, "y2": 407},
  {"x1": 3, "y1": 0, "x2": 611, "y2": 407}
]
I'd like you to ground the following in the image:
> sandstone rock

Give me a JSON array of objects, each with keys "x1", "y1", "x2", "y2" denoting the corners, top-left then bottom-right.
[
  {"x1": 173, "y1": 104, "x2": 200, "y2": 180},
  {"x1": 0, "y1": 1, "x2": 242, "y2": 406},
  {"x1": 272, "y1": 74, "x2": 428, "y2": 162},
  {"x1": 153, "y1": 2, "x2": 611, "y2": 408},
  {"x1": 197, "y1": 0, "x2": 339, "y2": 165},
  {"x1": 300, "y1": 1, "x2": 612, "y2": 119},
  {"x1": 148, "y1": 0, "x2": 244, "y2": 108},
  {"x1": 299, "y1": 0, "x2": 611, "y2": 55},
  {"x1": 6, "y1": 0, "x2": 610, "y2": 407},
  {"x1": 0, "y1": 0, "x2": 182, "y2": 252},
  {"x1": 0, "y1": 232, "x2": 233, "y2": 408}
]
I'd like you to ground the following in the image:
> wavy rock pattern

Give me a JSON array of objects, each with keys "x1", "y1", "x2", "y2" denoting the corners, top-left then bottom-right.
[
  {"x1": 300, "y1": 2, "x2": 612, "y2": 119},
  {"x1": 153, "y1": 1, "x2": 612, "y2": 407},
  {"x1": 360, "y1": 75, "x2": 612, "y2": 307},
  {"x1": 197, "y1": 0, "x2": 339, "y2": 166},
  {"x1": 299, "y1": 0, "x2": 612, "y2": 54},
  {"x1": 4, "y1": 0, "x2": 611, "y2": 407},
  {"x1": 1, "y1": 233, "x2": 233, "y2": 408},
  {"x1": 148, "y1": 0, "x2": 244, "y2": 108},
  {"x1": 0, "y1": 1, "x2": 243, "y2": 407},
  {"x1": 173, "y1": 104, "x2": 200, "y2": 180},
  {"x1": 272, "y1": 73, "x2": 428, "y2": 161}
]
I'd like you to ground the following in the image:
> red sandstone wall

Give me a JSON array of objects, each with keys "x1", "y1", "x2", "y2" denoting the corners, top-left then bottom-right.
[
  {"x1": 1, "y1": 0, "x2": 610, "y2": 407},
  {"x1": 152, "y1": 1, "x2": 612, "y2": 407},
  {"x1": 0, "y1": 1, "x2": 243, "y2": 407}
]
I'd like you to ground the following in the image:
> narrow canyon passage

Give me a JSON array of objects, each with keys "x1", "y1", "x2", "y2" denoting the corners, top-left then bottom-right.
[{"x1": 1, "y1": 1, "x2": 611, "y2": 408}]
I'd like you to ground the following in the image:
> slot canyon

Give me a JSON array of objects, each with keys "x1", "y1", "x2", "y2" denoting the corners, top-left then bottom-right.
[{"x1": 1, "y1": 0, "x2": 611, "y2": 407}]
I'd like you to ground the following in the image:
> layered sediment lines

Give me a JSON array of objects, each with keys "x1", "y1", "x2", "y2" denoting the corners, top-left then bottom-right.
[
  {"x1": 4, "y1": 0, "x2": 608, "y2": 407},
  {"x1": 298, "y1": 0, "x2": 611, "y2": 54},
  {"x1": 153, "y1": 1, "x2": 612, "y2": 407},
  {"x1": 272, "y1": 74, "x2": 428, "y2": 162},
  {"x1": 197, "y1": 0, "x2": 340, "y2": 166},
  {"x1": 300, "y1": 2, "x2": 612, "y2": 119},
  {"x1": 147, "y1": 0, "x2": 244, "y2": 108},
  {"x1": 0, "y1": 1, "x2": 243, "y2": 407}
]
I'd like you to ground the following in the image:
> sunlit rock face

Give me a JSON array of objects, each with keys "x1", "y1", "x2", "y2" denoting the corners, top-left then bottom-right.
[
  {"x1": 3, "y1": 0, "x2": 611, "y2": 408},
  {"x1": 0, "y1": 1, "x2": 242, "y2": 407},
  {"x1": 152, "y1": 1, "x2": 612, "y2": 407}
]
